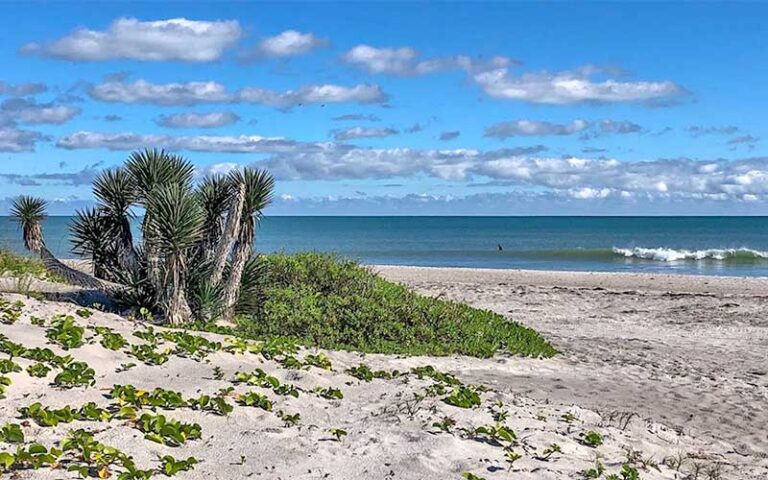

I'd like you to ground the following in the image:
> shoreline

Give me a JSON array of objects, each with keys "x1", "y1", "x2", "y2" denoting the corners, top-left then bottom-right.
[{"x1": 374, "y1": 264, "x2": 768, "y2": 295}]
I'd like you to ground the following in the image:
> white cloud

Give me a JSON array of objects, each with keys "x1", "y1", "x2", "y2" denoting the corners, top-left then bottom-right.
[
  {"x1": 0, "y1": 126, "x2": 47, "y2": 152},
  {"x1": 21, "y1": 17, "x2": 242, "y2": 62},
  {"x1": 1, "y1": 98, "x2": 81, "y2": 124},
  {"x1": 343, "y1": 44, "x2": 514, "y2": 75},
  {"x1": 88, "y1": 79, "x2": 387, "y2": 107},
  {"x1": 0, "y1": 82, "x2": 47, "y2": 96},
  {"x1": 156, "y1": 111, "x2": 239, "y2": 128},
  {"x1": 485, "y1": 119, "x2": 590, "y2": 138},
  {"x1": 89, "y1": 79, "x2": 231, "y2": 106},
  {"x1": 472, "y1": 67, "x2": 683, "y2": 105},
  {"x1": 332, "y1": 127, "x2": 398, "y2": 141},
  {"x1": 56, "y1": 131, "x2": 308, "y2": 153},
  {"x1": 247, "y1": 30, "x2": 328, "y2": 58},
  {"x1": 238, "y1": 84, "x2": 386, "y2": 107}
]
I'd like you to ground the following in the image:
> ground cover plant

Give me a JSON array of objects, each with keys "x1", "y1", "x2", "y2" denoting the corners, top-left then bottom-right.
[{"x1": 234, "y1": 252, "x2": 556, "y2": 358}]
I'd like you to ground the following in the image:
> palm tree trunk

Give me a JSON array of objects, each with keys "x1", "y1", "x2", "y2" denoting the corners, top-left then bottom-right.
[
  {"x1": 164, "y1": 255, "x2": 192, "y2": 325},
  {"x1": 221, "y1": 220, "x2": 253, "y2": 320},
  {"x1": 210, "y1": 181, "x2": 245, "y2": 286}
]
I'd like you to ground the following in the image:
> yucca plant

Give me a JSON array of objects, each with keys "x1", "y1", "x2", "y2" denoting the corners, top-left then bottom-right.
[{"x1": 11, "y1": 149, "x2": 274, "y2": 325}]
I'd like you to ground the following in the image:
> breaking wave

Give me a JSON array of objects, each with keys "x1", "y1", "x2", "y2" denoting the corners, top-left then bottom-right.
[{"x1": 611, "y1": 247, "x2": 768, "y2": 262}]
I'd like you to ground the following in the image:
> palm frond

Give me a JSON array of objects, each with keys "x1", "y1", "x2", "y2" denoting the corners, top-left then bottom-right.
[
  {"x1": 125, "y1": 148, "x2": 195, "y2": 203},
  {"x1": 69, "y1": 207, "x2": 118, "y2": 279},
  {"x1": 145, "y1": 183, "x2": 204, "y2": 255}
]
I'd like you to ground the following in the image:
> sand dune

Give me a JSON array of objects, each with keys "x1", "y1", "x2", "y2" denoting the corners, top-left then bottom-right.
[{"x1": 0, "y1": 266, "x2": 765, "y2": 479}]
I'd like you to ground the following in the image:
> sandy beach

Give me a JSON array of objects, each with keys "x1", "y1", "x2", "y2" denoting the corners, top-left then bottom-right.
[{"x1": 0, "y1": 267, "x2": 766, "y2": 479}]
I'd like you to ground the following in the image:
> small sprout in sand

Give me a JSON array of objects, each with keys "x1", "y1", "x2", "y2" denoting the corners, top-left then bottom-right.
[
  {"x1": 462, "y1": 473, "x2": 487, "y2": 480},
  {"x1": 606, "y1": 464, "x2": 641, "y2": 480},
  {"x1": 536, "y1": 443, "x2": 562, "y2": 462},
  {"x1": 0, "y1": 359, "x2": 21, "y2": 374},
  {"x1": 579, "y1": 430, "x2": 604, "y2": 448},
  {"x1": 314, "y1": 386, "x2": 344, "y2": 400},
  {"x1": 138, "y1": 413, "x2": 202, "y2": 446},
  {"x1": 116, "y1": 362, "x2": 137, "y2": 373},
  {"x1": 189, "y1": 393, "x2": 233, "y2": 416},
  {"x1": 75, "y1": 308, "x2": 93, "y2": 318},
  {"x1": 159, "y1": 330, "x2": 221, "y2": 360},
  {"x1": 0, "y1": 442, "x2": 61, "y2": 471},
  {"x1": 276, "y1": 411, "x2": 301, "y2": 427},
  {"x1": 432, "y1": 416, "x2": 457, "y2": 433},
  {"x1": 159, "y1": 455, "x2": 198, "y2": 476},
  {"x1": 139, "y1": 307, "x2": 154, "y2": 323},
  {"x1": 582, "y1": 454, "x2": 606, "y2": 478},
  {"x1": 663, "y1": 452, "x2": 689, "y2": 472},
  {"x1": 235, "y1": 392, "x2": 273, "y2": 411},
  {"x1": 503, "y1": 447, "x2": 522, "y2": 468},
  {"x1": 328, "y1": 428, "x2": 347, "y2": 442},
  {"x1": 212, "y1": 366, "x2": 224, "y2": 380},
  {"x1": 303, "y1": 353, "x2": 332, "y2": 370},
  {"x1": 128, "y1": 344, "x2": 170, "y2": 366},
  {"x1": 488, "y1": 401, "x2": 509, "y2": 423},
  {"x1": 410, "y1": 365, "x2": 461, "y2": 386},
  {"x1": 443, "y1": 386, "x2": 482, "y2": 409},
  {"x1": 53, "y1": 361, "x2": 95, "y2": 388},
  {"x1": 561, "y1": 412, "x2": 577, "y2": 423},
  {"x1": 26, "y1": 363, "x2": 51, "y2": 378},
  {"x1": 0, "y1": 376, "x2": 11, "y2": 398},
  {"x1": 45, "y1": 315, "x2": 86, "y2": 350},
  {"x1": 0, "y1": 299, "x2": 23, "y2": 325},
  {"x1": 30, "y1": 316, "x2": 45, "y2": 327},
  {"x1": 0, "y1": 423, "x2": 24, "y2": 444},
  {"x1": 473, "y1": 424, "x2": 517, "y2": 445}
]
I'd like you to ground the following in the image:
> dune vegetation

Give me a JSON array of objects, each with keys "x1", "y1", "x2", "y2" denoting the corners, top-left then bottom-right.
[{"x1": 7, "y1": 149, "x2": 555, "y2": 360}]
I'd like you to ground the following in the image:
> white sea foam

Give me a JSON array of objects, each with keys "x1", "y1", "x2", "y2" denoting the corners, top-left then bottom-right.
[{"x1": 612, "y1": 247, "x2": 768, "y2": 262}]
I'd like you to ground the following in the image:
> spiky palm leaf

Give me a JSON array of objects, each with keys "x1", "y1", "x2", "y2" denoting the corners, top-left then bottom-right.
[
  {"x1": 69, "y1": 207, "x2": 117, "y2": 279},
  {"x1": 196, "y1": 175, "x2": 232, "y2": 259},
  {"x1": 10, "y1": 196, "x2": 47, "y2": 253},
  {"x1": 125, "y1": 148, "x2": 195, "y2": 203},
  {"x1": 93, "y1": 168, "x2": 138, "y2": 271}
]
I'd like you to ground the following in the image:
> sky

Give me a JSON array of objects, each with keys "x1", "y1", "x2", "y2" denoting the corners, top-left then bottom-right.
[{"x1": 0, "y1": 1, "x2": 767, "y2": 215}]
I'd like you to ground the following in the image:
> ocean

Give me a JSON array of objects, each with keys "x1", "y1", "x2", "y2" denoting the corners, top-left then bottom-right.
[{"x1": 2, "y1": 216, "x2": 768, "y2": 277}]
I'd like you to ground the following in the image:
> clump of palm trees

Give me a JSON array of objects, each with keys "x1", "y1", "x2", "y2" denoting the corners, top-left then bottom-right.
[{"x1": 11, "y1": 149, "x2": 274, "y2": 325}]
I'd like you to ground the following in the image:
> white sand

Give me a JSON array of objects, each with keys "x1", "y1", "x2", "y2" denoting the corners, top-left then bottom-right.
[{"x1": 0, "y1": 266, "x2": 765, "y2": 479}]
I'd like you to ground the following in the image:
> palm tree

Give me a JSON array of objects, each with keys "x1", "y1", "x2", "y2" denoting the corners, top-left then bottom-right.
[
  {"x1": 11, "y1": 150, "x2": 274, "y2": 325},
  {"x1": 222, "y1": 168, "x2": 274, "y2": 318},
  {"x1": 10, "y1": 196, "x2": 47, "y2": 254},
  {"x1": 145, "y1": 183, "x2": 204, "y2": 325},
  {"x1": 11, "y1": 196, "x2": 105, "y2": 289}
]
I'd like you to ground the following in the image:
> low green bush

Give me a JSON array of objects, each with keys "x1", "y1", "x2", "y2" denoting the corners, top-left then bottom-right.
[{"x1": 234, "y1": 253, "x2": 556, "y2": 358}]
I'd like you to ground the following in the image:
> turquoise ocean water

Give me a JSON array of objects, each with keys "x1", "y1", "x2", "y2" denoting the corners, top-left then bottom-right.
[{"x1": 2, "y1": 216, "x2": 768, "y2": 277}]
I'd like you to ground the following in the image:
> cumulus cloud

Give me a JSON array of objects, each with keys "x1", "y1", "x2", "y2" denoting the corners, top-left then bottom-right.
[
  {"x1": 0, "y1": 165, "x2": 102, "y2": 186},
  {"x1": 472, "y1": 66, "x2": 683, "y2": 105},
  {"x1": 332, "y1": 127, "x2": 399, "y2": 141},
  {"x1": 21, "y1": 17, "x2": 242, "y2": 62},
  {"x1": 343, "y1": 44, "x2": 515, "y2": 75},
  {"x1": 332, "y1": 113, "x2": 381, "y2": 122},
  {"x1": 439, "y1": 130, "x2": 460, "y2": 141},
  {"x1": 156, "y1": 111, "x2": 240, "y2": 128},
  {"x1": 1, "y1": 98, "x2": 81, "y2": 124},
  {"x1": 88, "y1": 78, "x2": 387, "y2": 107},
  {"x1": 485, "y1": 119, "x2": 590, "y2": 138},
  {"x1": 246, "y1": 30, "x2": 328, "y2": 59},
  {"x1": 56, "y1": 131, "x2": 308, "y2": 153},
  {"x1": 238, "y1": 84, "x2": 386, "y2": 107},
  {"x1": 0, "y1": 126, "x2": 47, "y2": 152},
  {"x1": 0, "y1": 82, "x2": 47, "y2": 96}
]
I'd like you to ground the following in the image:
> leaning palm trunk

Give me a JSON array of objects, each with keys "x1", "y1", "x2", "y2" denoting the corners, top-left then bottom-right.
[{"x1": 210, "y1": 181, "x2": 245, "y2": 286}]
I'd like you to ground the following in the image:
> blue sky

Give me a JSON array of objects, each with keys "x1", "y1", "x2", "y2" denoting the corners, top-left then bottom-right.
[{"x1": 1, "y1": 2, "x2": 767, "y2": 215}]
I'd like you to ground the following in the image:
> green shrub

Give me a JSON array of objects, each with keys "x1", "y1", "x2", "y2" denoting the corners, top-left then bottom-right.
[{"x1": 234, "y1": 253, "x2": 556, "y2": 358}]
